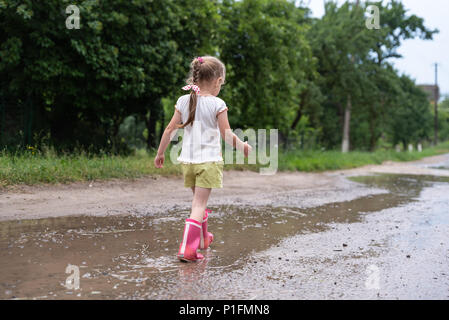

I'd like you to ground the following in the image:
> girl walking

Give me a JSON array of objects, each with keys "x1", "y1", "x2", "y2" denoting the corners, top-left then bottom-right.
[{"x1": 154, "y1": 56, "x2": 251, "y2": 262}]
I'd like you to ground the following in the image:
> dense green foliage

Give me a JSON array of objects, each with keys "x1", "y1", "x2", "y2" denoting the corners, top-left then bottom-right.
[
  {"x1": 1, "y1": 0, "x2": 219, "y2": 153},
  {"x1": 0, "y1": 0, "x2": 447, "y2": 156}
]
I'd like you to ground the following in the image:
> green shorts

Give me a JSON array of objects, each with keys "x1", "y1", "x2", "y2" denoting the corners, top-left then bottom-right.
[{"x1": 181, "y1": 161, "x2": 224, "y2": 189}]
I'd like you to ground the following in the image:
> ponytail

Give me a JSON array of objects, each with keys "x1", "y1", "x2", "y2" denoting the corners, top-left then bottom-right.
[
  {"x1": 178, "y1": 91, "x2": 197, "y2": 128},
  {"x1": 178, "y1": 58, "x2": 202, "y2": 129}
]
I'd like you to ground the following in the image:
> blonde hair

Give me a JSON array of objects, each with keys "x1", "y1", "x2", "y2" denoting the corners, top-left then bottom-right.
[{"x1": 178, "y1": 56, "x2": 226, "y2": 128}]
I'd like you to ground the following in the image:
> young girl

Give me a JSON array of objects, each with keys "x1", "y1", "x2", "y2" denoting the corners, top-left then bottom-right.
[{"x1": 154, "y1": 55, "x2": 251, "y2": 262}]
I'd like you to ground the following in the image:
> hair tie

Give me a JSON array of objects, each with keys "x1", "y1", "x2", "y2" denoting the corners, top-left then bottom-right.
[
  {"x1": 182, "y1": 84, "x2": 200, "y2": 94},
  {"x1": 197, "y1": 57, "x2": 204, "y2": 64}
]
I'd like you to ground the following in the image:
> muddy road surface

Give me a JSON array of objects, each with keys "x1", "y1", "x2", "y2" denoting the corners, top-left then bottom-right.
[{"x1": 1, "y1": 154, "x2": 449, "y2": 299}]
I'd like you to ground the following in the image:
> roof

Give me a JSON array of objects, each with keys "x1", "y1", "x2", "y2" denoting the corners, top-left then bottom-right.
[{"x1": 417, "y1": 84, "x2": 440, "y2": 102}]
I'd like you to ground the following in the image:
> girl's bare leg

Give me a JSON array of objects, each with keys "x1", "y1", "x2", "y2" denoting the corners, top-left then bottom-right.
[{"x1": 189, "y1": 186, "x2": 211, "y2": 223}]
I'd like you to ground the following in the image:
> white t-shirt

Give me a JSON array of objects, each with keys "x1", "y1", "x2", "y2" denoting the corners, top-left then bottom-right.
[{"x1": 175, "y1": 94, "x2": 228, "y2": 163}]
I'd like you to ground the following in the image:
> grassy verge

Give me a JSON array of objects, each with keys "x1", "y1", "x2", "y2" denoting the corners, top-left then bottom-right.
[
  {"x1": 0, "y1": 148, "x2": 181, "y2": 188},
  {"x1": 279, "y1": 141, "x2": 449, "y2": 172},
  {"x1": 1, "y1": 141, "x2": 449, "y2": 189}
]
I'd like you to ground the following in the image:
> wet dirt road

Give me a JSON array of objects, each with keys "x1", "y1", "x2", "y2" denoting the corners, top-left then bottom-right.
[{"x1": 1, "y1": 155, "x2": 449, "y2": 299}]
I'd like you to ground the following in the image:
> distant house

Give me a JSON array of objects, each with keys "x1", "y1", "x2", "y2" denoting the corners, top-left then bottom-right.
[{"x1": 417, "y1": 84, "x2": 440, "y2": 104}]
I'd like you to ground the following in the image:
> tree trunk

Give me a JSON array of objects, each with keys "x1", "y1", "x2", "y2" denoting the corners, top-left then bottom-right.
[
  {"x1": 146, "y1": 98, "x2": 161, "y2": 149},
  {"x1": 290, "y1": 105, "x2": 303, "y2": 131},
  {"x1": 110, "y1": 114, "x2": 122, "y2": 154},
  {"x1": 50, "y1": 96, "x2": 77, "y2": 151},
  {"x1": 291, "y1": 91, "x2": 307, "y2": 130},
  {"x1": 369, "y1": 105, "x2": 377, "y2": 151},
  {"x1": 341, "y1": 0, "x2": 359, "y2": 153},
  {"x1": 146, "y1": 113, "x2": 157, "y2": 149},
  {"x1": 159, "y1": 106, "x2": 165, "y2": 143},
  {"x1": 337, "y1": 102, "x2": 344, "y2": 127},
  {"x1": 341, "y1": 94, "x2": 351, "y2": 153}
]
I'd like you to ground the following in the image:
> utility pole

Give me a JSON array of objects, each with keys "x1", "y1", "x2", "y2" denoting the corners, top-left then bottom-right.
[{"x1": 434, "y1": 63, "x2": 439, "y2": 145}]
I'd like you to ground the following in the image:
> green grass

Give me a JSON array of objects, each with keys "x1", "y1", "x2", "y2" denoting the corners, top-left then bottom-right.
[
  {"x1": 1, "y1": 141, "x2": 449, "y2": 189},
  {"x1": 279, "y1": 141, "x2": 449, "y2": 172},
  {"x1": 0, "y1": 148, "x2": 181, "y2": 188}
]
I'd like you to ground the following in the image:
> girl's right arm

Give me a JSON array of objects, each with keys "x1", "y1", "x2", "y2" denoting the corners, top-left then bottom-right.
[
  {"x1": 217, "y1": 110, "x2": 252, "y2": 157},
  {"x1": 154, "y1": 109, "x2": 182, "y2": 168}
]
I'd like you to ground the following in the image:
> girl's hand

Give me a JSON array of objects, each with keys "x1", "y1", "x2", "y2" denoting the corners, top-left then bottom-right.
[
  {"x1": 154, "y1": 153, "x2": 165, "y2": 168},
  {"x1": 244, "y1": 142, "x2": 252, "y2": 158}
]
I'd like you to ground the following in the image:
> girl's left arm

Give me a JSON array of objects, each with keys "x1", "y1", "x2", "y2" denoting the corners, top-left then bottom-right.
[{"x1": 154, "y1": 109, "x2": 182, "y2": 168}]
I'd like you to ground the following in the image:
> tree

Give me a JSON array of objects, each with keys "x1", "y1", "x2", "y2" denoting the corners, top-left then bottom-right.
[
  {"x1": 365, "y1": 0, "x2": 437, "y2": 150},
  {"x1": 218, "y1": 0, "x2": 313, "y2": 144},
  {"x1": 308, "y1": 0, "x2": 437, "y2": 151},
  {"x1": 0, "y1": 0, "x2": 220, "y2": 152},
  {"x1": 309, "y1": 1, "x2": 374, "y2": 151},
  {"x1": 386, "y1": 75, "x2": 432, "y2": 149}
]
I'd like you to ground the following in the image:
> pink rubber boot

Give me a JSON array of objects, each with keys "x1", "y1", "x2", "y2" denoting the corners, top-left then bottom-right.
[
  {"x1": 200, "y1": 209, "x2": 214, "y2": 250},
  {"x1": 177, "y1": 219, "x2": 204, "y2": 262}
]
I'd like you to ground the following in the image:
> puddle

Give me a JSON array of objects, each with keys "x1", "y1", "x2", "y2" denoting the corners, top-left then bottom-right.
[
  {"x1": 1, "y1": 174, "x2": 448, "y2": 299},
  {"x1": 431, "y1": 166, "x2": 449, "y2": 170}
]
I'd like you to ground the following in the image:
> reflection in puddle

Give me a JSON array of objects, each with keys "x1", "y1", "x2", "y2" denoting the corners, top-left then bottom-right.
[
  {"x1": 431, "y1": 166, "x2": 449, "y2": 170},
  {"x1": 416, "y1": 154, "x2": 449, "y2": 171},
  {"x1": 1, "y1": 174, "x2": 448, "y2": 299}
]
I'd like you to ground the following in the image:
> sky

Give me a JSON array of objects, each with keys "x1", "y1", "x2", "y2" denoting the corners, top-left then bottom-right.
[{"x1": 304, "y1": 0, "x2": 449, "y2": 99}]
